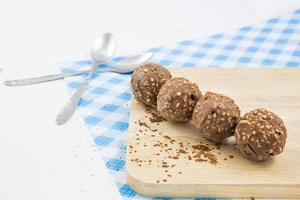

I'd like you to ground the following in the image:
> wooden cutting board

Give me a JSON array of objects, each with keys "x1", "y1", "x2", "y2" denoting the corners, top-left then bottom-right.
[{"x1": 126, "y1": 68, "x2": 300, "y2": 199}]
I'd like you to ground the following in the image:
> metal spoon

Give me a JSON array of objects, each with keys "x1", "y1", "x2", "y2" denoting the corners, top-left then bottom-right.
[
  {"x1": 4, "y1": 52, "x2": 153, "y2": 86},
  {"x1": 56, "y1": 32, "x2": 116, "y2": 125}
]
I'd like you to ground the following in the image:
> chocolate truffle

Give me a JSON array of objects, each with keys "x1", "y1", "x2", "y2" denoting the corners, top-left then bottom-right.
[
  {"x1": 157, "y1": 77, "x2": 202, "y2": 122},
  {"x1": 192, "y1": 92, "x2": 240, "y2": 143},
  {"x1": 131, "y1": 62, "x2": 172, "y2": 107},
  {"x1": 234, "y1": 108, "x2": 287, "y2": 161}
]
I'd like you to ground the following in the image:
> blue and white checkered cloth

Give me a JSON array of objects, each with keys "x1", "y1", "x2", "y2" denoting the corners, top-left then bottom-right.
[{"x1": 60, "y1": 8, "x2": 300, "y2": 200}]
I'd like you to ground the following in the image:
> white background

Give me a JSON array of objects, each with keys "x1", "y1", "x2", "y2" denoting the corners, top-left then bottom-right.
[{"x1": 0, "y1": 1, "x2": 300, "y2": 199}]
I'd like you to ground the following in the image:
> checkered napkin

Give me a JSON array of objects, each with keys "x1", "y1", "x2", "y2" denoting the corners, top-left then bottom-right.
[{"x1": 60, "y1": 8, "x2": 300, "y2": 200}]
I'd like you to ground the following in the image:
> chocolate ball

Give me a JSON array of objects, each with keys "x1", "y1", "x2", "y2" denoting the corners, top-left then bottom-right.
[
  {"x1": 131, "y1": 62, "x2": 171, "y2": 107},
  {"x1": 192, "y1": 92, "x2": 240, "y2": 143},
  {"x1": 157, "y1": 77, "x2": 202, "y2": 122},
  {"x1": 235, "y1": 108, "x2": 287, "y2": 161}
]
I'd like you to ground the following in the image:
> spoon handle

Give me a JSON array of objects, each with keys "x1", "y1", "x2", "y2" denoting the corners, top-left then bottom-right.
[
  {"x1": 56, "y1": 63, "x2": 97, "y2": 125},
  {"x1": 56, "y1": 76, "x2": 91, "y2": 125},
  {"x1": 4, "y1": 69, "x2": 91, "y2": 86}
]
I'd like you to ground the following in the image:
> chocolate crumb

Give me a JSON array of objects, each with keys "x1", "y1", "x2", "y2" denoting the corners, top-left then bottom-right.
[
  {"x1": 164, "y1": 135, "x2": 171, "y2": 140},
  {"x1": 178, "y1": 149, "x2": 187, "y2": 154}
]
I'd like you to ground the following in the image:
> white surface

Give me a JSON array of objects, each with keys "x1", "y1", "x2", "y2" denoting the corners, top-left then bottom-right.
[{"x1": 0, "y1": 1, "x2": 300, "y2": 200}]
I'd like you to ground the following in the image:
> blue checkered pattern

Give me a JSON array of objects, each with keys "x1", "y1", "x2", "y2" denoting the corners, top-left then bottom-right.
[{"x1": 60, "y1": 8, "x2": 300, "y2": 200}]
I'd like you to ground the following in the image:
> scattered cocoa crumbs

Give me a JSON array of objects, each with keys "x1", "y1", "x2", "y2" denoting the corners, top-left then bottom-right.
[
  {"x1": 141, "y1": 132, "x2": 220, "y2": 167},
  {"x1": 191, "y1": 144, "x2": 218, "y2": 165},
  {"x1": 138, "y1": 119, "x2": 159, "y2": 132},
  {"x1": 229, "y1": 155, "x2": 234, "y2": 159},
  {"x1": 130, "y1": 115, "x2": 223, "y2": 181},
  {"x1": 145, "y1": 108, "x2": 166, "y2": 123},
  {"x1": 138, "y1": 120, "x2": 149, "y2": 128},
  {"x1": 192, "y1": 144, "x2": 211, "y2": 151}
]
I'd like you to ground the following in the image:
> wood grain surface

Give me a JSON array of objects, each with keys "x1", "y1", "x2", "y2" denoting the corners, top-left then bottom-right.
[{"x1": 126, "y1": 68, "x2": 300, "y2": 199}]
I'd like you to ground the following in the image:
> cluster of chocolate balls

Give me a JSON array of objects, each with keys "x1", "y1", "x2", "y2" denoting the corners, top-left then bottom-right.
[{"x1": 131, "y1": 62, "x2": 287, "y2": 162}]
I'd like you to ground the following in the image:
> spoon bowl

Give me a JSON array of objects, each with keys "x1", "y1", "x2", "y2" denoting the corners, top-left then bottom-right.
[
  {"x1": 91, "y1": 33, "x2": 116, "y2": 64},
  {"x1": 109, "y1": 52, "x2": 153, "y2": 73}
]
